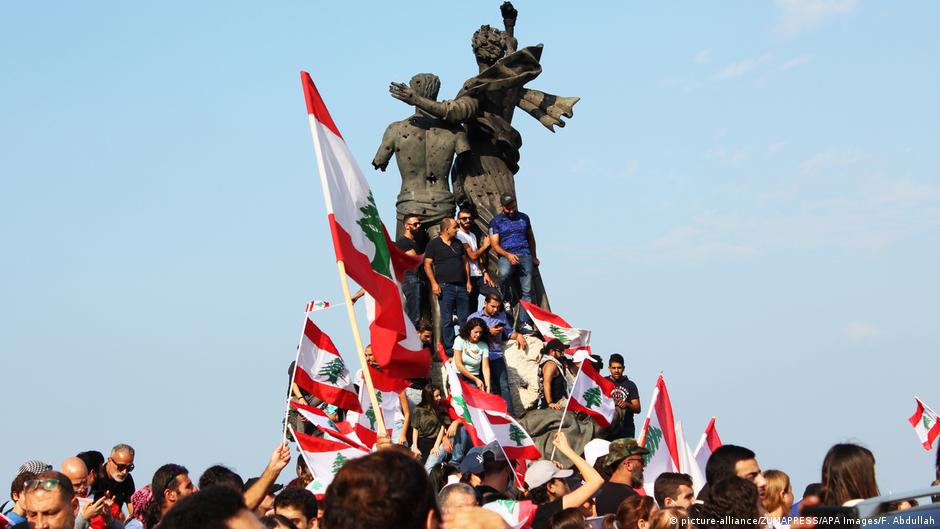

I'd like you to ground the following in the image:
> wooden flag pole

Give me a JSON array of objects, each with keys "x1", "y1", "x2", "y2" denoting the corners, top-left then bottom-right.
[
  {"x1": 549, "y1": 358, "x2": 585, "y2": 462},
  {"x1": 336, "y1": 260, "x2": 388, "y2": 436},
  {"x1": 282, "y1": 308, "x2": 312, "y2": 443}
]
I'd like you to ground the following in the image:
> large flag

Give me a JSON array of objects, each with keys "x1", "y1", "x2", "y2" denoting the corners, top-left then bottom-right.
[
  {"x1": 693, "y1": 416, "x2": 722, "y2": 477},
  {"x1": 638, "y1": 374, "x2": 680, "y2": 496},
  {"x1": 294, "y1": 318, "x2": 361, "y2": 412},
  {"x1": 676, "y1": 421, "x2": 706, "y2": 495},
  {"x1": 518, "y1": 300, "x2": 591, "y2": 351},
  {"x1": 567, "y1": 361, "x2": 616, "y2": 427},
  {"x1": 294, "y1": 430, "x2": 369, "y2": 491},
  {"x1": 301, "y1": 72, "x2": 427, "y2": 380},
  {"x1": 908, "y1": 397, "x2": 940, "y2": 450},
  {"x1": 483, "y1": 499, "x2": 537, "y2": 529},
  {"x1": 485, "y1": 410, "x2": 541, "y2": 461},
  {"x1": 291, "y1": 401, "x2": 369, "y2": 451}
]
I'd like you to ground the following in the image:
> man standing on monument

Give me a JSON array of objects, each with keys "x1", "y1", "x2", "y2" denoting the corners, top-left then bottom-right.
[
  {"x1": 489, "y1": 193, "x2": 538, "y2": 325},
  {"x1": 605, "y1": 354, "x2": 641, "y2": 441},
  {"x1": 423, "y1": 218, "x2": 471, "y2": 357},
  {"x1": 373, "y1": 73, "x2": 467, "y2": 237},
  {"x1": 455, "y1": 207, "x2": 492, "y2": 313}
]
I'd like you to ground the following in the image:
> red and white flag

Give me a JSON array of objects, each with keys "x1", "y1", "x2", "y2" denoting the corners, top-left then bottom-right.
[
  {"x1": 294, "y1": 430, "x2": 369, "y2": 491},
  {"x1": 0, "y1": 512, "x2": 13, "y2": 529},
  {"x1": 483, "y1": 499, "x2": 537, "y2": 529},
  {"x1": 638, "y1": 374, "x2": 681, "y2": 496},
  {"x1": 693, "y1": 416, "x2": 722, "y2": 479},
  {"x1": 291, "y1": 401, "x2": 369, "y2": 451},
  {"x1": 909, "y1": 397, "x2": 940, "y2": 451},
  {"x1": 346, "y1": 370, "x2": 400, "y2": 447},
  {"x1": 676, "y1": 421, "x2": 706, "y2": 495},
  {"x1": 518, "y1": 300, "x2": 591, "y2": 352},
  {"x1": 294, "y1": 317, "x2": 361, "y2": 412},
  {"x1": 305, "y1": 300, "x2": 331, "y2": 312},
  {"x1": 301, "y1": 72, "x2": 427, "y2": 380},
  {"x1": 485, "y1": 410, "x2": 541, "y2": 461},
  {"x1": 567, "y1": 361, "x2": 616, "y2": 428}
]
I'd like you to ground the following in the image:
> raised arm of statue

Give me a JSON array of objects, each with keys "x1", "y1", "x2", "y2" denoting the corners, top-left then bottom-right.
[
  {"x1": 372, "y1": 123, "x2": 397, "y2": 171},
  {"x1": 389, "y1": 82, "x2": 479, "y2": 124},
  {"x1": 500, "y1": 2, "x2": 518, "y2": 53}
]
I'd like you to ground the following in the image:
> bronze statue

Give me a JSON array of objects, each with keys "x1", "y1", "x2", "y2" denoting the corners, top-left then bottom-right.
[
  {"x1": 373, "y1": 73, "x2": 468, "y2": 239},
  {"x1": 388, "y1": 2, "x2": 579, "y2": 231}
]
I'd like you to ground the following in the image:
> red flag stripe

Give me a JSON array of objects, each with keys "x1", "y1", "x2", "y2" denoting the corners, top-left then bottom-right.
[
  {"x1": 654, "y1": 375, "x2": 681, "y2": 471},
  {"x1": 704, "y1": 417, "x2": 722, "y2": 451},
  {"x1": 293, "y1": 365, "x2": 361, "y2": 412},
  {"x1": 294, "y1": 430, "x2": 357, "y2": 453},
  {"x1": 301, "y1": 71, "x2": 342, "y2": 139}
]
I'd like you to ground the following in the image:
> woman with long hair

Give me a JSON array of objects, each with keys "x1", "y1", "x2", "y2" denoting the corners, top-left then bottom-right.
[
  {"x1": 454, "y1": 317, "x2": 491, "y2": 391},
  {"x1": 762, "y1": 470, "x2": 794, "y2": 527},
  {"x1": 410, "y1": 384, "x2": 451, "y2": 470},
  {"x1": 602, "y1": 495, "x2": 657, "y2": 529},
  {"x1": 820, "y1": 443, "x2": 880, "y2": 506}
]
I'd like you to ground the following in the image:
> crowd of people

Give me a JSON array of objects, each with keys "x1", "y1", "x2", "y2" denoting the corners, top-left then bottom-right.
[{"x1": 6, "y1": 434, "x2": 939, "y2": 529}]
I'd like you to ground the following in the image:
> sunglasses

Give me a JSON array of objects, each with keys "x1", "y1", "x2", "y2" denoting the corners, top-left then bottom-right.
[
  {"x1": 458, "y1": 217, "x2": 472, "y2": 221},
  {"x1": 24, "y1": 478, "x2": 66, "y2": 494},
  {"x1": 109, "y1": 458, "x2": 135, "y2": 472}
]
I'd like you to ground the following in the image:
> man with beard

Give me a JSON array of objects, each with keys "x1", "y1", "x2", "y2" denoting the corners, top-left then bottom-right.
[
  {"x1": 605, "y1": 353, "x2": 641, "y2": 440},
  {"x1": 90, "y1": 445, "x2": 135, "y2": 520},
  {"x1": 594, "y1": 438, "x2": 648, "y2": 517}
]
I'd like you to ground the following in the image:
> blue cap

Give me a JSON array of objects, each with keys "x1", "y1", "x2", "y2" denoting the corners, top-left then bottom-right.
[{"x1": 458, "y1": 442, "x2": 505, "y2": 475}]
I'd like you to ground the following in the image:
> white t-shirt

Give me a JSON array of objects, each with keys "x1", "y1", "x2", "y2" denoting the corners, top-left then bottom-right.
[{"x1": 456, "y1": 230, "x2": 482, "y2": 277}]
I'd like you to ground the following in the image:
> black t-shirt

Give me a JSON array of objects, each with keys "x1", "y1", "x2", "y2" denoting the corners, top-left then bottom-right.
[
  {"x1": 92, "y1": 472, "x2": 136, "y2": 506},
  {"x1": 606, "y1": 376, "x2": 639, "y2": 439},
  {"x1": 396, "y1": 235, "x2": 416, "y2": 253},
  {"x1": 594, "y1": 482, "x2": 638, "y2": 517},
  {"x1": 424, "y1": 237, "x2": 466, "y2": 285},
  {"x1": 530, "y1": 497, "x2": 564, "y2": 529}
]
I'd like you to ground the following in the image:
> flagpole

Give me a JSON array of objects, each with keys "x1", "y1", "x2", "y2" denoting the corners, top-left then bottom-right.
[
  {"x1": 306, "y1": 111, "x2": 387, "y2": 437},
  {"x1": 493, "y1": 440, "x2": 526, "y2": 492},
  {"x1": 336, "y1": 262, "x2": 388, "y2": 436},
  {"x1": 287, "y1": 424, "x2": 318, "y2": 483},
  {"x1": 283, "y1": 308, "x2": 312, "y2": 443},
  {"x1": 549, "y1": 359, "x2": 585, "y2": 461}
]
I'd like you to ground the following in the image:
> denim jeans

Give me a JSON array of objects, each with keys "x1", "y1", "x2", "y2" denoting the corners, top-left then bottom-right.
[
  {"x1": 439, "y1": 283, "x2": 470, "y2": 355},
  {"x1": 450, "y1": 425, "x2": 471, "y2": 465},
  {"x1": 498, "y1": 254, "x2": 533, "y2": 323},
  {"x1": 488, "y1": 356, "x2": 514, "y2": 416},
  {"x1": 425, "y1": 446, "x2": 448, "y2": 472},
  {"x1": 401, "y1": 272, "x2": 421, "y2": 327}
]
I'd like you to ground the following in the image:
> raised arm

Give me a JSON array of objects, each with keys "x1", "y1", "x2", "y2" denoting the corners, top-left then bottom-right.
[{"x1": 552, "y1": 432, "x2": 604, "y2": 510}]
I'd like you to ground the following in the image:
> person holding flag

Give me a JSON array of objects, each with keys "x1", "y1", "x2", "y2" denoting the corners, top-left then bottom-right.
[
  {"x1": 525, "y1": 432, "x2": 604, "y2": 529},
  {"x1": 535, "y1": 340, "x2": 575, "y2": 410}
]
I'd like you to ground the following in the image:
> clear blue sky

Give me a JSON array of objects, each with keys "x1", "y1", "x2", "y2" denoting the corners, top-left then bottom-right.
[{"x1": 2, "y1": 1, "x2": 938, "y2": 498}]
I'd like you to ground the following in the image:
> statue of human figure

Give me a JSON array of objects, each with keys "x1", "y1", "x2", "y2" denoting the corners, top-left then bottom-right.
[
  {"x1": 387, "y1": 2, "x2": 578, "y2": 312},
  {"x1": 388, "y1": 2, "x2": 579, "y2": 231},
  {"x1": 373, "y1": 73, "x2": 469, "y2": 240}
]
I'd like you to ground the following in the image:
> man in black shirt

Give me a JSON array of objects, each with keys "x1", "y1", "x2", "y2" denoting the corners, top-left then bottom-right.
[
  {"x1": 397, "y1": 214, "x2": 423, "y2": 327},
  {"x1": 423, "y1": 218, "x2": 471, "y2": 356},
  {"x1": 605, "y1": 353, "x2": 641, "y2": 440},
  {"x1": 91, "y1": 444, "x2": 136, "y2": 520},
  {"x1": 594, "y1": 438, "x2": 648, "y2": 517}
]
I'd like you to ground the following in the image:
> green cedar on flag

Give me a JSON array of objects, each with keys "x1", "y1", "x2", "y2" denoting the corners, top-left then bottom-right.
[
  {"x1": 638, "y1": 374, "x2": 681, "y2": 496},
  {"x1": 301, "y1": 72, "x2": 427, "y2": 380},
  {"x1": 518, "y1": 300, "x2": 591, "y2": 352},
  {"x1": 909, "y1": 397, "x2": 940, "y2": 450},
  {"x1": 293, "y1": 316, "x2": 361, "y2": 412},
  {"x1": 294, "y1": 430, "x2": 368, "y2": 490},
  {"x1": 567, "y1": 361, "x2": 616, "y2": 427}
]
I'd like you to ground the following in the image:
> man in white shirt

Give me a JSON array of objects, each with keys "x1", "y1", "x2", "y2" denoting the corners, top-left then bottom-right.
[{"x1": 455, "y1": 208, "x2": 494, "y2": 314}]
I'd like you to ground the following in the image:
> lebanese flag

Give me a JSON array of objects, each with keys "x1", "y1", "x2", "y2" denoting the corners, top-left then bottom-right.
[
  {"x1": 294, "y1": 317, "x2": 361, "y2": 412},
  {"x1": 305, "y1": 300, "x2": 331, "y2": 312},
  {"x1": 0, "y1": 512, "x2": 12, "y2": 529},
  {"x1": 638, "y1": 374, "x2": 680, "y2": 496},
  {"x1": 290, "y1": 401, "x2": 369, "y2": 451},
  {"x1": 567, "y1": 361, "x2": 616, "y2": 427},
  {"x1": 301, "y1": 72, "x2": 427, "y2": 380},
  {"x1": 346, "y1": 370, "x2": 399, "y2": 447},
  {"x1": 483, "y1": 499, "x2": 537, "y2": 529},
  {"x1": 294, "y1": 430, "x2": 369, "y2": 490},
  {"x1": 518, "y1": 300, "x2": 591, "y2": 351},
  {"x1": 908, "y1": 397, "x2": 940, "y2": 450},
  {"x1": 445, "y1": 360, "x2": 506, "y2": 446},
  {"x1": 484, "y1": 410, "x2": 541, "y2": 460},
  {"x1": 363, "y1": 294, "x2": 421, "y2": 393},
  {"x1": 693, "y1": 416, "x2": 722, "y2": 479}
]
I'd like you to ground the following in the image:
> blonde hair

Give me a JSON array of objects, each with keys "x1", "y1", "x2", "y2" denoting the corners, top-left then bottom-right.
[{"x1": 762, "y1": 469, "x2": 791, "y2": 513}]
